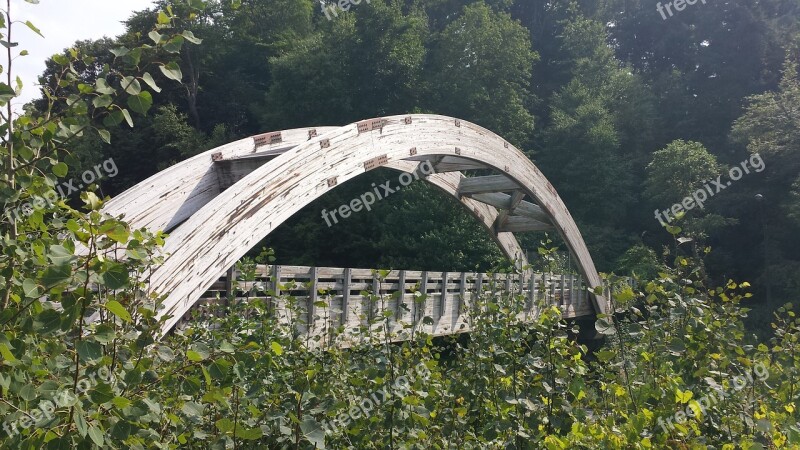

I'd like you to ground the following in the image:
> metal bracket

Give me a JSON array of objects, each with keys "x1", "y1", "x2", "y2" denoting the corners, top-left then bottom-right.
[
  {"x1": 404, "y1": 116, "x2": 412, "y2": 125},
  {"x1": 357, "y1": 118, "x2": 386, "y2": 134},
  {"x1": 320, "y1": 139, "x2": 330, "y2": 149},
  {"x1": 327, "y1": 177, "x2": 338, "y2": 188},
  {"x1": 364, "y1": 154, "x2": 389, "y2": 171},
  {"x1": 211, "y1": 152, "x2": 223, "y2": 162},
  {"x1": 409, "y1": 147, "x2": 417, "y2": 156},
  {"x1": 308, "y1": 129, "x2": 318, "y2": 139},
  {"x1": 254, "y1": 131, "x2": 282, "y2": 147},
  {"x1": 455, "y1": 147, "x2": 462, "y2": 155},
  {"x1": 454, "y1": 119, "x2": 461, "y2": 127}
]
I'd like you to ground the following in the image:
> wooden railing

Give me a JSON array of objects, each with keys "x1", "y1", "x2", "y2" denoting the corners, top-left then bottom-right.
[{"x1": 181, "y1": 265, "x2": 595, "y2": 346}]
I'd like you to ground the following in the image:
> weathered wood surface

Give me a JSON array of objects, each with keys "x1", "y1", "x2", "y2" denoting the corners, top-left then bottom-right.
[
  {"x1": 102, "y1": 127, "x2": 337, "y2": 232},
  {"x1": 182, "y1": 264, "x2": 592, "y2": 347},
  {"x1": 98, "y1": 114, "x2": 606, "y2": 336}
]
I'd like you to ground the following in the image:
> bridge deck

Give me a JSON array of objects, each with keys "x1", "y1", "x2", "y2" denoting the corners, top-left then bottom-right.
[{"x1": 180, "y1": 265, "x2": 593, "y2": 347}]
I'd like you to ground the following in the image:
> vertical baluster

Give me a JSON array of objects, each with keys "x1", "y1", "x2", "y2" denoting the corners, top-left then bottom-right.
[{"x1": 341, "y1": 268, "x2": 351, "y2": 327}]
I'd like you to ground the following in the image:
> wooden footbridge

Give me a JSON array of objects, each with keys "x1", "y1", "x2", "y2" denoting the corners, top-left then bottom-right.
[
  {"x1": 189, "y1": 264, "x2": 594, "y2": 346},
  {"x1": 99, "y1": 114, "x2": 608, "y2": 340}
]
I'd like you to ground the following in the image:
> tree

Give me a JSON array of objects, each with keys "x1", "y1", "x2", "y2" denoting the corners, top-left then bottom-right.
[{"x1": 426, "y1": 2, "x2": 538, "y2": 148}]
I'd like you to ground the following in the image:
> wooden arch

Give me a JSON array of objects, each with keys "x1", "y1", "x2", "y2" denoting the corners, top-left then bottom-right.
[{"x1": 101, "y1": 114, "x2": 606, "y2": 335}]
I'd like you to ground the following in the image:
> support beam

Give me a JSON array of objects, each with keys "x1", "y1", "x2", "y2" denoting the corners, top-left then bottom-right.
[
  {"x1": 406, "y1": 155, "x2": 488, "y2": 172},
  {"x1": 467, "y1": 192, "x2": 551, "y2": 224},
  {"x1": 494, "y1": 190, "x2": 524, "y2": 231},
  {"x1": 497, "y1": 216, "x2": 554, "y2": 233},
  {"x1": 458, "y1": 175, "x2": 520, "y2": 196}
]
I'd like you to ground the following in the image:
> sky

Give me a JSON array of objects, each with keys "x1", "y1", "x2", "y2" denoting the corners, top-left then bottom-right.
[{"x1": 9, "y1": 0, "x2": 156, "y2": 111}]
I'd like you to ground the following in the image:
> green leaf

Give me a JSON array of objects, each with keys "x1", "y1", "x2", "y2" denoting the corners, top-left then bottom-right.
[
  {"x1": 0, "y1": 343, "x2": 18, "y2": 363},
  {"x1": 127, "y1": 91, "x2": 153, "y2": 115},
  {"x1": 103, "y1": 110, "x2": 124, "y2": 127},
  {"x1": 98, "y1": 129, "x2": 111, "y2": 144},
  {"x1": 121, "y1": 108, "x2": 134, "y2": 127},
  {"x1": 110, "y1": 46, "x2": 129, "y2": 57},
  {"x1": 52, "y1": 162, "x2": 68, "y2": 177},
  {"x1": 148, "y1": 30, "x2": 164, "y2": 44},
  {"x1": 0, "y1": 83, "x2": 16, "y2": 103},
  {"x1": 95, "y1": 78, "x2": 115, "y2": 95},
  {"x1": 186, "y1": 350, "x2": 204, "y2": 362},
  {"x1": 24, "y1": 20, "x2": 43, "y2": 37},
  {"x1": 181, "y1": 30, "x2": 203, "y2": 44},
  {"x1": 270, "y1": 341, "x2": 283, "y2": 356},
  {"x1": 92, "y1": 94, "x2": 113, "y2": 109},
  {"x1": 300, "y1": 419, "x2": 325, "y2": 449},
  {"x1": 94, "y1": 324, "x2": 116, "y2": 344},
  {"x1": 106, "y1": 224, "x2": 129, "y2": 243},
  {"x1": 142, "y1": 72, "x2": 161, "y2": 93},
  {"x1": 216, "y1": 418, "x2": 234, "y2": 433},
  {"x1": 48, "y1": 244, "x2": 74, "y2": 266},
  {"x1": 99, "y1": 263, "x2": 129, "y2": 290},
  {"x1": 157, "y1": 11, "x2": 170, "y2": 25},
  {"x1": 88, "y1": 425, "x2": 104, "y2": 446},
  {"x1": 122, "y1": 76, "x2": 141, "y2": 95},
  {"x1": 163, "y1": 35, "x2": 185, "y2": 54},
  {"x1": 76, "y1": 341, "x2": 102, "y2": 363},
  {"x1": 22, "y1": 278, "x2": 40, "y2": 298},
  {"x1": 34, "y1": 309, "x2": 61, "y2": 334},
  {"x1": 235, "y1": 425, "x2": 263, "y2": 440},
  {"x1": 41, "y1": 264, "x2": 72, "y2": 288},
  {"x1": 105, "y1": 300, "x2": 132, "y2": 322},
  {"x1": 159, "y1": 62, "x2": 183, "y2": 81}
]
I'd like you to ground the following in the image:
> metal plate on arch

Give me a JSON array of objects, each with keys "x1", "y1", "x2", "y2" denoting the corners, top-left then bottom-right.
[
  {"x1": 364, "y1": 154, "x2": 389, "y2": 171},
  {"x1": 254, "y1": 131, "x2": 282, "y2": 147},
  {"x1": 357, "y1": 118, "x2": 386, "y2": 134}
]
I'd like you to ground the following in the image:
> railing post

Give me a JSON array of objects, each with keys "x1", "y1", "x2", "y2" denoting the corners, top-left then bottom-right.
[
  {"x1": 309, "y1": 266, "x2": 318, "y2": 327},
  {"x1": 560, "y1": 274, "x2": 566, "y2": 307},
  {"x1": 270, "y1": 264, "x2": 282, "y2": 317},
  {"x1": 371, "y1": 271, "x2": 380, "y2": 323},
  {"x1": 528, "y1": 272, "x2": 537, "y2": 311},
  {"x1": 459, "y1": 272, "x2": 467, "y2": 316},
  {"x1": 397, "y1": 270, "x2": 407, "y2": 319},
  {"x1": 418, "y1": 271, "x2": 429, "y2": 325},
  {"x1": 439, "y1": 271, "x2": 449, "y2": 320},
  {"x1": 224, "y1": 266, "x2": 234, "y2": 311},
  {"x1": 341, "y1": 268, "x2": 351, "y2": 327}
]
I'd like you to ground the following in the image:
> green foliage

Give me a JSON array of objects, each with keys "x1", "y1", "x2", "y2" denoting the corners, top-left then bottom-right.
[{"x1": 645, "y1": 140, "x2": 722, "y2": 207}]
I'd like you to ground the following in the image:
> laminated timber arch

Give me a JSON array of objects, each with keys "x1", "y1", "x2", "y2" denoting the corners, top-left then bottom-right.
[{"x1": 101, "y1": 114, "x2": 606, "y2": 335}]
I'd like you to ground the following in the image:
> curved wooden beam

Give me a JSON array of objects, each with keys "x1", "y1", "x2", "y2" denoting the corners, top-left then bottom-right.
[
  {"x1": 100, "y1": 130, "x2": 528, "y2": 265},
  {"x1": 103, "y1": 127, "x2": 337, "y2": 232},
  {"x1": 139, "y1": 114, "x2": 605, "y2": 334}
]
